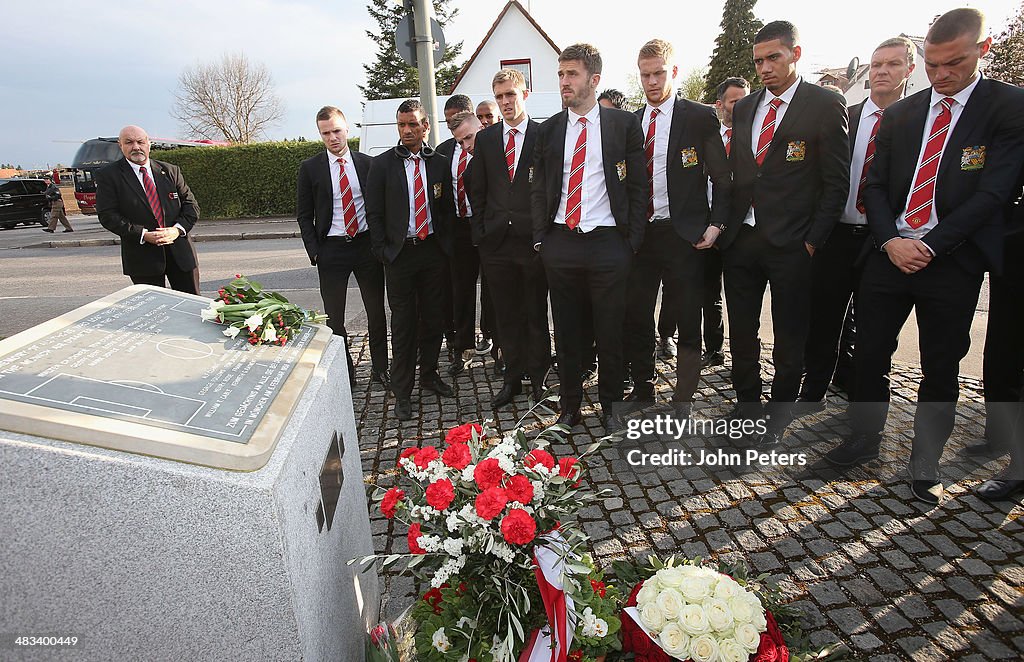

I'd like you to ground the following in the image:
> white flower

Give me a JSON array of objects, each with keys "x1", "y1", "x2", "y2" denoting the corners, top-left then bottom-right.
[
  {"x1": 689, "y1": 634, "x2": 721, "y2": 662},
  {"x1": 749, "y1": 604, "x2": 767, "y2": 632},
  {"x1": 531, "y1": 480, "x2": 545, "y2": 503},
  {"x1": 679, "y1": 603, "x2": 712, "y2": 637},
  {"x1": 223, "y1": 326, "x2": 240, "y2": 339},
  {"x1": 734, "y1": 623, "x2": 761, "y2": 653},
  {"x1": 635, "y1": 581, "x2": 659, "y2": 607},
  {"x1": 495, "y1": 454, "x2": 515, "y2": 474},
  {"x1": 679, "y1": 573, "x2": 712, "y2": 603},
  {"x1": 639, "y1": 601, "x2": 666, "y2": 633},
  {"x1": 592, "y1": 617, "x2": 608, "y2": 637},
  {"x1": 446, "y1": 510, "x2": 461, "y2": 533},
  {"x1": 431, "y1": 627, "x2": 451, "y2": 652},
  {"x1": 443, "y1": 537, "x2": 464, "y2": 557},
  {"x1": 580, "y1": 607, "x2": 608, "y2": 638},
  {"x1": 704, "y1": 597, "x2": 735, "y2": 633},
  {"x1": 718, "y1": 638, "x2": 748, "y2": 662},
  {"x1": 714, "y1": 576, "x2": 742, "y2": 601},
  {"x1": 261, "y1": 322, "x2": 277, "y2": 341},
  {"x1": 658, "y1": 622, "x2": 691, "y2": 658},
  {"x1": 491, "y1": 634, "x2": 512, "y2": 662},
  {"x1": 656, "y1": 566, "x2": 686, "y2": 589},
  {"x1": 727, "y1": 595, "x2": 756, "y2": 625},
  {"x1": 456, "y1": 616, "x2": 477, "y2": 630},
  {"x1": 244, "y1": 313, "x2": 263, "y2": 331},
  {"x1": 655, "y1": 587, "x2": 685, "y2": 622},
  {"x1": 461, "y1": 465, "x2": 476, "y2": 483},
  {"x1": 418, "y1": 534, "x2": 442, "y2": 553},
  {"x1": 200, "y1": 303, "x2": 219, "y2": 321}
]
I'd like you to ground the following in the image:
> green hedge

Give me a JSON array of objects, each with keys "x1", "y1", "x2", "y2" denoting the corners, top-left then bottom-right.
[{"x1": 158, "y1": 137, "x2": 360, "y2": 219}]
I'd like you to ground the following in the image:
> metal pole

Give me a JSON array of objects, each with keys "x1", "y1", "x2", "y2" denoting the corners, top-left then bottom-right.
[{"x1": 412, "y1": 0, "x2": 440, "y2": 148}]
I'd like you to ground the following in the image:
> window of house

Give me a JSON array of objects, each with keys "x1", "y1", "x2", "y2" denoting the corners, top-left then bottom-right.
[{"x1": 500, "y1": 59, "x2": 532, "y2": 91}]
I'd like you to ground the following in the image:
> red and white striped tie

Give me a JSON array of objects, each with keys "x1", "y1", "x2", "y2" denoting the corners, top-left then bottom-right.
[
  {"x1": 905, "y1": 98, "x2": 954, "y2": 229},
  {"x1": 565, "y1": 117, "x2": 587, "y2": 230},
  {"x1": 855, "y1": 110, "x2": 884, "y2": 214},
  {"x1": 140, "y1": 166, "x2": 165, "y2": 228},
  {"x1": 505, "y1": 128, "x2": 518, "y2": 182},
  {"x1": 724, "y1": 128, "x2": 732, "y2": 157},
  {"x1": 755, "y1": 98, "x2": 783, "y2": 166},
  {"x1": 411, "y1": 156, "x2": 429, "y2": 239},
  {"x1": 337, "y1": 157, "x2": 358, "y2": 237},
  {"x1": 456, "y1": 148, "x2": 469, "y2": 217},
  {"x1": 645, "y1": 108, "x2": 659, "y2": 219}
]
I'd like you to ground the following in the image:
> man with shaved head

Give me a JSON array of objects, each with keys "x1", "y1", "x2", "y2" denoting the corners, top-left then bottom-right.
[
  {"x1": 476, "y1": 100, "x2": 499, "y2": 128},
  {"x1": 95, "y1": 125, "x2": 201, "y2": 294}
]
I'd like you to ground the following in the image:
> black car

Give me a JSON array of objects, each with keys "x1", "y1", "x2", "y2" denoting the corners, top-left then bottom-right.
[{"x1": 0, "y1": 178, "x2": 49, "y2": 230}]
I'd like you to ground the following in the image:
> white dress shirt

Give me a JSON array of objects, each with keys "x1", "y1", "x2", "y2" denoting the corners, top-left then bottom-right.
[
  {"x1": 126, "y1": 159, "x2": 186, "y2": 243},
  {"x1": 841, "y1": 97, "x2": 882, "y2": 225},
  {"x1": 502, "y1": 116, "x2": 530, "y2": 177},
  {"x1": 708, "y1": 123, "x2": 732, "y2": 204},
  {"x1": 643, "y1": 98, "x2": 674, "y2": 220},
  {"x1": 744, "y1": 77, "x2": 802, "y2": 227},
  {"x1": 403, "y1": 153, "x2": 433, "y2": 237},
  {"x1": 554, "y1": 103, "x2": 615, "y2": 231},
  {"x1": 449, "y1": 142, "x2": 473, "y2": 218},
  {"x1": 326, "y1": 150, "x2": 368, "y2": 236}
]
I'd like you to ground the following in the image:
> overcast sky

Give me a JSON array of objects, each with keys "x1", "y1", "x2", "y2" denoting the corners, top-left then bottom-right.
[{"x1": 1, "y1": 0, "x2": 1017, "y2": 169}]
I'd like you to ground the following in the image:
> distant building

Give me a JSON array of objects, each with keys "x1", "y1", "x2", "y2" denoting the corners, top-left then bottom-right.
[{"x1": 813, "y1": 65, "x2": 870, "y2": 93}]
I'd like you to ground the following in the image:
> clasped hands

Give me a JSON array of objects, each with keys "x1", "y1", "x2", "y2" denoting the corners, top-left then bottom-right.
[
  {"x1": 144, "y1": 227, "x2": 181, "y2": 246},
  {"x1": 884, "y1": 237, "x2": 932, "y2": 274}
]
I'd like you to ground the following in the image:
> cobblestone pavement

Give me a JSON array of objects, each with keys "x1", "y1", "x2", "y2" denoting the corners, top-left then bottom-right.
[{"x1": 349, "y1": 334, "x2": 1024, "y2": 660}]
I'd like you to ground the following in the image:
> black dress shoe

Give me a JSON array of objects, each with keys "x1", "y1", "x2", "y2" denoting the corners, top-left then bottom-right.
[
  {"x1": 602, "y1": 412, "x2": 624, "y2": 434},
  {"x1": 963, "y1": 441, "x2": 1009, "y2": 458},
  {"x1": 421, "y1": 375, "x2": 454, "y2": 397},
  {"x1": 624, "y1": 386, "x2": 655, "y2": 403},
  {"x1": 448, "y1": 349, "x2": 473, "y2": 376},
  {"x1": 824, "y1": 433, "x2": 880, "y2": 467},
  {"x1": 556, "y1": 409, "x2": 582, "y2": 428},
  {"x1": 700, "y1": 350, "x2": 725, "y2": 369},
  {"x1": 976, "y1": 477, "x2": 1024, "y2": 501},
  {"x1": 394, "y1": 398, "x2": 413, "y2": 421},
  {"x1": 908, "y1": 460, "x2": 942, "y2": 505},
  {"x1": 792, "y1": 396, "x2": 827, "y2": 418},
  {"x1": 370, "y1": 368, "x2": 391, "y2": 390},
  {"x1": 658, "y1": 336, "x2": 677, "y2": 359},
  {"x1": 491, "y1": 384, "x2": 522, "y2": 409}
]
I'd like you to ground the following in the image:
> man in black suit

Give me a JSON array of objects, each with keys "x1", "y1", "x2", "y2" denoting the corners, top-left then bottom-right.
[
  {"x1": 96, "y1": 125, "x2": 201, "y2": 294},
  {"x1": 365, "y1": 100, "x2": 456, "y2": 421},
  {"x1": 468, "y1": 68, "x2": 551, "y2": 409},
  {"x1": 531, "y1": 43, "x2": 647, "y2": 433},
  {"x1": 624, "y1": 39, "x2": 732, "y2": 418},
  {"x1": 844, "y1": 8, "x2": 1024, "y2": 504},
  {"x1": 718, "y1": 21, "x2": 850, "y2": 445},
  {"x1": 800, "y1": 38, "x2": 916, "y2": 428},
  {"x1": 296, "y1": 106, "x2": 389, "y2": 391}
]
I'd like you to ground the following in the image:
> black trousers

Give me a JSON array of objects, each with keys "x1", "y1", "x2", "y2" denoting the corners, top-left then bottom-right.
[
  {"x1": 851, "y1": 252, "x2": 983, "y2": 472},
  {"x1": 800, "y1": 224, "x2": 870, "y2": 400},
  {"x1": 542, "y1": 226, "x2": 631, "y2": 413},
  {"x1": 316, "y1": 233, "x2": 388, "y2": 381},
  {"x1": 723, "y1": 225, "x2": 813, "y2": 427},
  {"x1": 130, "y1": 245, "x2": 200, "y2": 295},
  {"x1": 625, "y1": 222, "x2": 704, "y2": 402},
  {"x1": 450, "y1": 220, "x2": 480, "y2": 353},
  {"x1": 657, "y1": 277, "x2": 676, "y2": 339},
  {"x1": 482, "y1": 237, "x2": 551, "y2": 386},
  {"x1": 384, "y1": 236, "x2": 446, "y2": 400},
  {"x1": 983, "y1": 231, "x2": 1024, "y2": 446},
  {"x1": 702, "y1": 247, "x2": 725, "y2": 355}
]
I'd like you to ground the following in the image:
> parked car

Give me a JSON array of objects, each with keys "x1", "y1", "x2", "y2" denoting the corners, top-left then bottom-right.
[{"x1": 0, "y1": 178, "x2": 49, "y2": 230}]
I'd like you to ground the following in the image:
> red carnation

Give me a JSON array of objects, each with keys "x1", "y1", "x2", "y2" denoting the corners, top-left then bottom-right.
[
  {"x1": 413, "y1": 446, "x2": 440, "y2": 469},
  {"x1": 558, "y1": 457, "x2": 582, "y2": 485},
  {"x1": 425, "y1": 478, "x2": 456, "y2": 511},
  {"x1": 474, "y1": 458, "x2": 507, "y2": 490},
  {"x1": 442, "y1": 443, "x2": 472, "y2": 470},
  {"x1": 500, "y1": 508, "x2": 537, "y2": 545},
  {"x1": 380, "y1": 487, "x2": 405, "y2": 518},
  {"x1": 504, "y1": 474, "x2": 535, "y2": 504},
  {"x1": 422, "y1": 587, "x2": 444, "y2": 615},
  {"x1": 407, "y1": 523, "x2": 426, "y2": 554},
  {"x1": 475, "y1": 486, "x2": 509, "y2": 520},
  {"x1": 445, "y1": 423, "x2": 482, "y2": 444},
  {"x1": 398, "y1": 447, "x2": 418, "y2": 466},
  {"x1": 524, "y1": 449, "x2": 556, "y2": 470},
  {"x1": 590, "y1": 579, "x2": 607, "y2": 597}
]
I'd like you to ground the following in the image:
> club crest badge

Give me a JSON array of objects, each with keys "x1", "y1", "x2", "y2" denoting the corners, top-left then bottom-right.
[
  {"x1": 433, "y1": 182, "x2": 443, "y2": 199},
  {"x1": 528, "y1": 166, "x2": 534, "y2": 183},
  {"x1": 168, "y1": 192, "x2": 179, "y2": 200},
  {"x1": 961, "y1": 145, "x2": 986, "y2": 171},
  {"x1": 616, "y1": 160, "x2": 627, "y2": 181},
  {"x1": 786, "y1": 141, "x2": 806, "y2": 162},
  {"x1": 680, "y1": 147, "x2": 699, "y2": 168}
]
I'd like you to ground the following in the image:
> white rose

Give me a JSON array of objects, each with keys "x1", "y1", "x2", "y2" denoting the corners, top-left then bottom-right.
[
  {"x1": 727, "y1": 595, "x2": 756, "y2": 624},
  {"x1": 734, "y1": 623, "x2": 761, "y2": 653},
  {"x1": 635, "y1": 581, "x2": 659, "y2": 607},
  {"x1": 431, "y1": 627, "x2": 451, "y2": 653},
  {"x1": 718, "y1": 638, "x2": 748, "y2": 662},
  {"x1": 223, "y1": 326, "x2": 240, "y2": 338},
  {"x1": 689, "y1": 634, "x2": 721, "y2": 662},
  {"x1": 679, "y1": 574, "x2": 712, "y2": 603},
  {"x1": 656, "y1": 566, "x2": 686, "y2": 589},
  {"x1": 713, "y1": 576, "x2": 742, "y2": 601},
  {"x1": 678, "y1": 603, "x2": 712, "y2": 636},
  {"x1": 704, "y1": 598, "x2": 735, "y2": 633},
  {"x1": 639, "y1": 601, "x2": 666, "y2": 633},
  {"x1": 655, "y1": 588, "x2": 685, "y2": 622},
  {"x1": 749, "y1": 605, "x2": 767, "y2": 632},
  {"x1": 244, "y1": 313, "x2": 263, "y2": 331},
  {"x1": 658, "y1": 622, "x2": 691, "y2": 658}
]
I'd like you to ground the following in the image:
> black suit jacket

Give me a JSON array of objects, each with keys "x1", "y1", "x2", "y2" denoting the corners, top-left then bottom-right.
[
  {"x1": 467, "y1": 119, "x2": 540, "y2": 253},
  {"x1": 720, "y1": 81, "x2": 850, "y2": 250},
  {"x1": 295, "y1": 149, "x2": 372, "y2": 265},
  {"x1": 863, "y1": 78, "x2": 1024, "y2": 275},
  {"x1": 634, "y1": 98, "x2": 732, "y2": 243},
  {"x1": 848, "y1": 100, "x2": 866, "y2": 158},
  {"x1": 95, "y1": 158, "x2": 199, "y2": 277},
  {"x1": 365, "y1": 145, "x2": 454, "y2": 263},
  {"x1": 530, "y1": 106, "x2": 647, "y2": 251}
]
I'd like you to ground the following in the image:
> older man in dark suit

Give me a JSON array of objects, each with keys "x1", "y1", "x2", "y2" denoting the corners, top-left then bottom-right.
[
  {"x1": 718, "y1": 20, "x2": 850, "y2": 446},
  {"x1": 95, "y1": 125, "x2": 201, "y2": 294},
  {"x1": 296, "y1": 106, "x2": 389, "y2": 391},
  {"x1": 531, "y1": 43, "x2": 647, "y2": 433},
  {"x1": 846, "y1": 8, "x2": 1024, "y2": 504}
]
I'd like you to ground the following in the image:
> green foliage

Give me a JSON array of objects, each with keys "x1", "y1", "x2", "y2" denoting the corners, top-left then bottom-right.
[
  {"x1": 158, "y1": 140, "x2": 345, "y2": 219},
  {"x1": 702, "y1": 0, "x2": 763, "y2": 103},
  {"x1": 987, "y1": 1, "x2": 1024, "y2": 86}
]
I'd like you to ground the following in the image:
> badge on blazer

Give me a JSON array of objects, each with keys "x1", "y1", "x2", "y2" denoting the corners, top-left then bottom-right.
[
  {"x1": 528, "y1": 166, "x2": 535, "y2": 183},
  {"x1": 786, "y1": 141, "x2": 806, "y2": 162},
  {"x1": 433, "y1": 182, "x2": 443, "y2": 199},
  {"x1": 961, "y1": 145, "x2": 986, "y2": 171},
  {"x1": 680, "y1": 147, "x2": 699, "y2": 168},
  {"x1": 168, "y1": 192, "x2": 179, "y2": 200},
  {"x1": 616, "y1": 160, "x2": 627, "y2": 181}
]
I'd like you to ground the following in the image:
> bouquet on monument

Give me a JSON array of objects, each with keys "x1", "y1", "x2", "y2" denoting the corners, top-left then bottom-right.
[
  {"x1": 358, "y1": 420, "x2": 622, "y2": 662},
  {"x1": 200, "y1": 274, "x2": 328, "y2": 346}
]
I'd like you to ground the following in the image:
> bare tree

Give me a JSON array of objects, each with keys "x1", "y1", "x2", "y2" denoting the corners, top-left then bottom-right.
[{"x1": 171, "y1": 52, "x2": 284, "y2": 143}]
